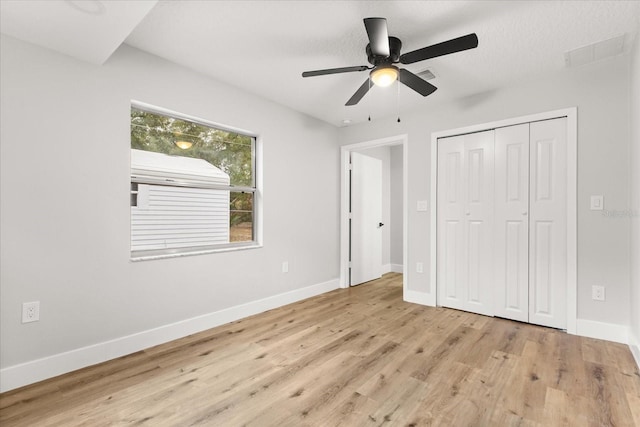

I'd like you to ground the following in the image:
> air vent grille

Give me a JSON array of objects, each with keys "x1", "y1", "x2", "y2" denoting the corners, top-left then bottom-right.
[
  {"x1": 564, "y1": 34, "x2": 626, "y2": 68},
  {"x1": 416, "y1": 69, "x2": 436, "y2": 80}
]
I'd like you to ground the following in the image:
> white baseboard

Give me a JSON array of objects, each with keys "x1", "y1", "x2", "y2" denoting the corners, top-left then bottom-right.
[
  {"x1": 630, "y1": 344, "x2": 640, "y2": 371},
  {"x1": 629, "y1": 328, "x2": 640, "y2": 371},
  {"x1": 404, "y1": 289, "x2": 435, "y2": 307},
  {"x1": 390, "y1": 264, "x2": 403, "y2": 273},
  {"x1": 575, "y1": 318, "x2": 628, "y2": 344},
  {"x1": 382, "y1": 264, "x2": 403, "y2": 274},
  {"x1": 0, "y1": 278, "x2": 339, "y2": 393}
]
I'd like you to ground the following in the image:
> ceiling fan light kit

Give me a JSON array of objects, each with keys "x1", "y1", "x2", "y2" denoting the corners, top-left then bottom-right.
[
  {"x1": 370, "y1": 65, "x2": 398, "y2": 87},
  {"x1": 302, "y1": 17, "x2": 478, "y2": 108}
]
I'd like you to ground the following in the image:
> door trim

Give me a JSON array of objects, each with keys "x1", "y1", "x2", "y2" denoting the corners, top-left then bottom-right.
[
  {"x1": 340, "y1": 135, "x2": 408, "y2": 294},
  {"x1": 430, "y1": 108, "x2": 577, "y2": 334}
]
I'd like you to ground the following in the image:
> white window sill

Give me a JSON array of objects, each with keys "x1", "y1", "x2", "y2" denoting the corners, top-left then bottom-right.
[{"x1": 130, "y1": 243, "x2": 263, "y2": 262}]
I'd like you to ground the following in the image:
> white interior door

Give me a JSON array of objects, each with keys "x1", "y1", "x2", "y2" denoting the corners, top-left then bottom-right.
[
  {"x1": 494, "y1": 124, "x2": 530, "y2": 322},
  {"x1": 350, "y1": 152, "x2": 382, "y2": 286},
  {"x1": 529, "y1": 118, "x2": 567, "y2": 329},
  {"x1": 437, "y1": 130, "x2": 494, "y2": 316}
]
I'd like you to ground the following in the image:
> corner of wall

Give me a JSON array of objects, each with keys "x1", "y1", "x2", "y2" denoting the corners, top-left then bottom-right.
[
  {"x1": 629, "y1": 328, "x2": 640, "y2": 370},
  {"x1": 629, "y1": 22, "x2": 640, "y2": 368}
]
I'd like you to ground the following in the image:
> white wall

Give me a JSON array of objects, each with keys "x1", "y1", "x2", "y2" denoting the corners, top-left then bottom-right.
[
  {"x1": 630, "y1": 28, "x2": 640, "y2": 360},
  {"x1": 353, "y1": 147, "x2": 391, "y2": 269},
  {"x1": 390, "y1": 145, "x2": 403, "y2": 267},
  {"x1": 0, "y1": 35, "x2": 340, "y2": 388},
  {"x1": 339, "y1": 53, "x2": 632, "y2": 330}
]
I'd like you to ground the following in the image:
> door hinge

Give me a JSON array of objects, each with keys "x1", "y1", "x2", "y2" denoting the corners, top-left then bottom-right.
[
  {"x1": 349, "y1": 163, "x2": 353, "y2": 170},
  {"x1": 348, "y1": 261, "x2": 352, "y2": 268},
  {"x1": 349, "y1": 212, "x2": 353, "y2": 219}
]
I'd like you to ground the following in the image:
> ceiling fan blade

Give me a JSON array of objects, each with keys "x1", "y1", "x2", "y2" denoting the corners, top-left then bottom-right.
[
  {"x1": 399, "y1": 69, "x2": 437, "y2": 97},
  {"x1": 345, "y1": 78, "x2": 371, "y2": 106},
  {"x1": 400, "y1": 33, "x2": 478, "y2": 64},
  {"x1": 302, "y1": 65, "x2": 369, "y2": 77},
  {"x1": 364, "y1": 17, "x2": 390, "y2": 57}
]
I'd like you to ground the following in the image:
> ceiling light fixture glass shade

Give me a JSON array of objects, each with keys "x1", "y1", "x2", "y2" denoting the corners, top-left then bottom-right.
[
  {"x1": 174, "y1": 140, "x2": 193, "y2": 150},
  {"x1": 370, "y1": 65, "x2": 399, "y2": 87}
]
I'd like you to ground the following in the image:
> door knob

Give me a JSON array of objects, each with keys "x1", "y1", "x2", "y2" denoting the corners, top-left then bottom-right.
[
  {"x1": 522, "y1": 212, "x2": 528, "y2": 216},
  {"x1": 465, "y1": 212, "x2": 471, "y2": 216}
]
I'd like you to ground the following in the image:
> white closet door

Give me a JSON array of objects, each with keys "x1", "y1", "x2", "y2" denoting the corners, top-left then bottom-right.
[
  {"x1": 494, "y1": 124, "x2": 530, "y2": 322},
  {"x1": 529, "y1": 118, "x2": 567, "y2": 329},
  {"x1": 464, "y1": 131, "x2": 495, "y2": 316},
  {"x1": 437, "y1": 135, "x2": 466, "y2": 310},
  {"x1": 437, "y1": 130, "x2": 494, "y2": 316}
]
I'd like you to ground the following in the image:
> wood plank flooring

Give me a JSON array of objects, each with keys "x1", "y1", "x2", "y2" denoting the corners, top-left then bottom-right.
[{"x1": 1, "y1": 273, "x2": 639, "y2": 426}]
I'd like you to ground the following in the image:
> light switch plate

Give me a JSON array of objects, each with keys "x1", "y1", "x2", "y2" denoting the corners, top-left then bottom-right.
[
  {"x1": 592, "y1": 285, "x2": 605, "y2": 301},
  {"x1": 590, "y1": 195, "x2": 604, "y2": 210},
  {"x1": 417, "y1": 200, "x2": 428, "y2": 212}
]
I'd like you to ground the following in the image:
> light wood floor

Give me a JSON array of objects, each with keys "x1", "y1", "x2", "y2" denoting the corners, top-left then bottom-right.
[{"x1": 1, "y1": 273, "x2": 639, "y2": 426}]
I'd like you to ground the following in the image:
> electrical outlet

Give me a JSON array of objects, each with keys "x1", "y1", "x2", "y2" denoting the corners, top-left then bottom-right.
[
  {"x1": 416, "y1": 262, "x2": 424, "y2": 273},
  {"x1": 22, "y1": 301, "x2": 40, "y2": 323},
  {"x1": 282, "y1": 261, "x2": 289, "y2": 273},
  {"x1": 592, "y1": 285, "x2": 605, "y2": 301}
]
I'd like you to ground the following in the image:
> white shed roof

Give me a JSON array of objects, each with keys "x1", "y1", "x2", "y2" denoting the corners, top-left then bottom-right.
[{"x1": 131, "y1": 149, "x2": 229, "y2": 186}]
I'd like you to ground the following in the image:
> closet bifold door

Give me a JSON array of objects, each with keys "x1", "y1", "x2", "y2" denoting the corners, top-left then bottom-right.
[
  {"x1": 529, "y1": 118, "x2": 567, "y2": 329},
  {"x1": 437, "y1": 130, "x2": 494, "y2": 316},
  {"x1": 494, "y1": 124, "x2": 530, "y2": 322},
  {"x1": 437, "y1": 134, "x2": 466, "y2": 312}
]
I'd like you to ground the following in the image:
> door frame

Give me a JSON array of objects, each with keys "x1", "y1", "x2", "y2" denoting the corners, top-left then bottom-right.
[
  {"x1": 430, "y1": 108, "x2": 578, "y2": 334},
  {"x1": 340, "y1": 134, "x2": 408, "y2": 293}
]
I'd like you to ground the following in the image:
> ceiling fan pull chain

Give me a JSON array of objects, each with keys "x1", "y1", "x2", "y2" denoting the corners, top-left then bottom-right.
[
  {"x1": 397, "y1": 74, "x2": 401, "y2": 123},
  {"x1": 368, "y1": 77, "x2": 372, "y2": 122}
]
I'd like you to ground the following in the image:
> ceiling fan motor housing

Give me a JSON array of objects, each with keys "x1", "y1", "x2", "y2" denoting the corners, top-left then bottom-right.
[{"x1": 367, "y1": 36, "x2": 402, "y2": 65}]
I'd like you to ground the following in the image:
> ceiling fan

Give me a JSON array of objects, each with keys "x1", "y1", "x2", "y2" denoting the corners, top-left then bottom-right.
[{"x1": 302, "y1": 18, "x2": 478, "y2": 106}]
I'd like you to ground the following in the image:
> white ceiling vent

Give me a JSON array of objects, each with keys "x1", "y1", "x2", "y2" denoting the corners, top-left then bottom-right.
[
  {"x1": 416, "y1": 69, "x2": 436, "y2": 80},
  {"x1": 564, "y1": 34, "x2": 626, "y2": 68}
]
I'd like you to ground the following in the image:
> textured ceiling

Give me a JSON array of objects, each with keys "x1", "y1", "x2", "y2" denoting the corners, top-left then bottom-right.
[
  {"x1": 0, "y1": 0, "x2": 157, "y2": 64},
  {"x1": 124, "y1": 1, "x2": 640, "y2": 126},
  {"x1": 2, "y1": 1, "x2": 639, "y2": 126}
]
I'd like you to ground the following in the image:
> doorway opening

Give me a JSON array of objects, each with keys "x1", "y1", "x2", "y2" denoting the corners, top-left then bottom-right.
[{"x1": 340, "y1": 135, "x2": 408, "y2": 294}]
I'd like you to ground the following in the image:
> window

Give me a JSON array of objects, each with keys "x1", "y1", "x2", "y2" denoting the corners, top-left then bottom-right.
[{"x1": 130, "y1": 103, "x2": 258, "y2": 258}]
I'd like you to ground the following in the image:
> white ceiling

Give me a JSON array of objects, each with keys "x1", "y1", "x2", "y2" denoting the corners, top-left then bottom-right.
[
  {"x1": 0, "y1": 0, "x2": 157, "y2": 64},
  {"x1": 2, "y1": 1, "x2": 639, "y2": 126}
]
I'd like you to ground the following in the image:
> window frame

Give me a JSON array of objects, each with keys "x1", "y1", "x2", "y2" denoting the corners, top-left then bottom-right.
[{"x1": 130, "y1": 101, "x2": 262, "y2": 261}]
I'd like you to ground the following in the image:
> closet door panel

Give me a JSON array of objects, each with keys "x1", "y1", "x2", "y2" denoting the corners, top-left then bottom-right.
[
  {"x1": 494, "y1": 124, "x2": 530, "y2": 322},
  {"x1": 529, "y1": 118, "x2": 567, "y2": 329},
  {"x1": 437, "y1": 135, "x2": 467, "y2": 311},
  {"x1": 463, "y1": 131, "x2": 494, "y2": 315}
]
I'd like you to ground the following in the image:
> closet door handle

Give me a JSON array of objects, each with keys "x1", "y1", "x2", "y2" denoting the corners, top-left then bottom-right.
[{"x1": 522, "y1": 211, "x2": 528, "y2": 216}]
